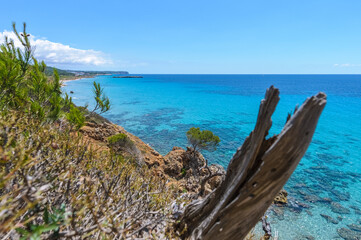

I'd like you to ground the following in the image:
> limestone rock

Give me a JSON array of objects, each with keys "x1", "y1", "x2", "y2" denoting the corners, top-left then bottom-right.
[
  {"x1": 348, "y1": 223, "x2": 361, "y2": 232},
  {"x1": 320, "y1": 214, "x2": 339, "y2": 224},
  {"x1": 337, "y1": 227, "x2": 361, "y2": 240},
  {"x1": 331, "y1": 202, "x2": 351, "y2": 214},
  {"x1": 274, "y1": 189, "x2": 288, "y2": 205}
]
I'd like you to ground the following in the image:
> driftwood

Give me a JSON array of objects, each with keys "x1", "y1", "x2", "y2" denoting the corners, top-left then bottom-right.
[{"x1": 177, "y1": 86, "x2": 327, "y2": 240}]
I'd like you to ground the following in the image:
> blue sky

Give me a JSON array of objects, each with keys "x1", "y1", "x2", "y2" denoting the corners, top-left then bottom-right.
[{"x1": 1, "y1": 0, "x2": 361, "y2": 73}]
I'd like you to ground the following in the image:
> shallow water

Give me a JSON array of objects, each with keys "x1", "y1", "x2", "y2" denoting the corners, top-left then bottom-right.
[{"x1": 64, "y1": 74, "x2": 361, "y2": 239}]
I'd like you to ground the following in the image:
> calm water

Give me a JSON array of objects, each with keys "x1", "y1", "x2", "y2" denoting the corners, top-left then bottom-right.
[{"x1": 64, "y1": 74, "x2": 361, "y2": 239}]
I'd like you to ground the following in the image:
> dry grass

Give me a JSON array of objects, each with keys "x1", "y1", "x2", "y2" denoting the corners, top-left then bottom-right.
[{"x1": 0, "y1": 112, "x2": 183, "y2": 239}]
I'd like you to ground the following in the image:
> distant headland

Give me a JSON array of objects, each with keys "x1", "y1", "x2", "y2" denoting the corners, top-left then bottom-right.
[{"x1": 45, "y1": 66, "x2": 129, "y2": 80}]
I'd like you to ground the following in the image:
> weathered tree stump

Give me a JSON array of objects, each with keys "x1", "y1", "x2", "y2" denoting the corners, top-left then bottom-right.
[{"x1": 177, "y1": 86, "x2": 327, "y2": 240}]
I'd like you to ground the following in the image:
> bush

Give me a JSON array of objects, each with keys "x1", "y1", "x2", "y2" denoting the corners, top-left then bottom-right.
[
  {"x1": 108, "y1": 133, "x2": 133, "y2": 148},
  {"x1": 0, "y1": 23, "x2": 110, "y2": 129},
  {"x1": 66, "y1": 104, "x2": 85, "y2": 130}
]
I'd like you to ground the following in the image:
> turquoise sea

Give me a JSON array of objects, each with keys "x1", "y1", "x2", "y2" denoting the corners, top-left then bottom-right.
[{"x1": 64, "y1": 74, "x2": 361, "y2": 240}]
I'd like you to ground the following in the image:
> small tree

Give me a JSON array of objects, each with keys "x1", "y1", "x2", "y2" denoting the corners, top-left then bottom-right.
[
  {"x1": 186, "y1": 127, "x2": 222, "y2": 195},
  {"x1": 186, "y1": 127, "x2": 220, "y2": 154},
  {"x1": 90, "y1": 81, "x2": 110, "y2": 115}
]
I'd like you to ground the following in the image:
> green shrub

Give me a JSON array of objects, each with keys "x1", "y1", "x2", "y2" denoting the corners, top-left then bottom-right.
[
  {"x1": 66, "y1": 104, "x2": 85, "y2": 130},
  {"x1": 0, "y1": 23, "x2": 110, "y2": 129},
  {"x1": 108, "y1": 133, "x2": 134, "y2": 148}
]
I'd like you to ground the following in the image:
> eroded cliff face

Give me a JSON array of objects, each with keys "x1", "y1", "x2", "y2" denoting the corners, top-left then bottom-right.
[
  {"x1": 79, "y1": 119, "x2": 225, "y2": 195},
  {"x1": 79, "y1": 118, "x2": 288, "y2": 203}
]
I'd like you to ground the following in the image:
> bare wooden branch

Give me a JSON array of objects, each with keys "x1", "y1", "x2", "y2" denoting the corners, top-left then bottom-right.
[{"x1": 177, "y1": 86, "x2": 327, "y2": 240}]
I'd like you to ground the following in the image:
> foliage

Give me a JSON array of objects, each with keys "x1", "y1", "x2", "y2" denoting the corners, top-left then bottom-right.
[
  {"x1": 186, "y1": 127, "x2": 220, "y2": 153},
  {"x1": 16, "y1": 204, "x2": 68, "y2": 240},
  {"x1": 44, "y1": 66, "x2": 75, "y2": 77},
  {"x1": 108, "y1": 132, "x2": 130, "y2": 145},
  {"x1": 90, "y1": 81, "x2": 111, "y2": 115},
  {"x1": 0, "y1": 23, "x2": 182, "y2": 239},
  {"x1": 108, "y1": 133, "x2": 134, "y2": 151},
  {"x1": 0, "y1": 23, "x2": 66, "y2": 121},
  {"x1": 0, "y1": 23, "x2": 110, "y2": 128},
  {"x1": 66, "y1": 104, "x2": 85, "y2": 129},
  {"x1": 107, "y1": 133, "x2": 144, "y2": 165}
]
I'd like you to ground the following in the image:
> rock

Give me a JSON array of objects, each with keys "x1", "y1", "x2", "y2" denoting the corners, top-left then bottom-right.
[
  {"x1": 350, "y1": 206, "x2": 361, "y2": 215},
  {"x1": 293, "y1": 183, "x2": 307, "y2": 188},
  {"x1": 310, "y1": 165, "x2": 329, "y2": 170},
  {"x1": 164, "y1": 160, "x2": 183, "y2": 178},
  {"x1": 350, "y1": 206, "x2": 361, "y2": 211},
  {"x1": 304, "y1": 236, "x2": 315, "y2": 240},
  {"x1": 151, "y1": 149, "x2": 160, "y2": 156},
  {"x1": 297, "y1": 202, "x2": 311, "y2": 209},
  {"x1": 303, "y1": 194, "x2": 321, "y2": 203},
  {"x1": 274, "y1": 189, "x2": 288, "y2": 205},
  {"x1": 50, "y1": 142, "x2": 59, "y2": 149},
  {"x1": 207, "y1": 164, "x2": 225, "y2": 189},
  {"x1": 287, "y1": 199, "x2": 307, "y2": 213},
  {"x1": 272, "y1": 207, "x2": 284, "y2": 220},
  {"x1": 293, "y1": 235, "x2": 315, "y2": 240},
  {"x1": 172, "y1": 146, "x2": 183, "y2": 151},
  {"x1": 320, "y1": 214, "x2": 339, "y2": 224},
  {"x1": 337, "y1": 228, "x2": 361, "y2": 240},
  {"x1": 298, "y1": 190, "x2": 308, "y2": 196},
  {"x1": 164, "y1": 147, "x2": 186, "y2": 178},
  {"x1": 164, "y1": 147, "x2": 225, "y2": 193},
  {"x1": 203, "y1": 183, "x2": 212, "y2": 196},
  {"x1": 320, "y1": 181, "x2": 334, "y2": 191},
  {"x1": 331, "y1": 202, "x2": 351, "y2": 214},
  {"x1": 185, "y1": 147, "x2": 206, "y2": 170},
  {"x1": 348, "y1": 224, "x2": 361, "y2": 232},
  {"x1": 331, "y1": 189, "x2": 350, "y2": 201},
  {"x1": 319, "y1": 197, "x2": 333, "y2": 204}
]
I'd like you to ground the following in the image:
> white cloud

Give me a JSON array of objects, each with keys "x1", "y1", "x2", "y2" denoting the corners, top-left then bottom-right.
[
  {"x1": 0, "y1": 30, "x2": 112, "y2": 67},
  {"x1": 333, "y1": 63, "x2": 361, "y2": 67}
]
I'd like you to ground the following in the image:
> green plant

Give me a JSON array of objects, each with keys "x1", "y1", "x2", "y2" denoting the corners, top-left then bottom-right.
[
  {"x1": 181, "y1": 168, "x2": 187, "y2": 177},
  {"x1": 0, "y1": 23, "x2": 184, "y2": 239},
  {"x1": 16, "y1": 204, "x2": 68, "y2": 240},
  {"x1": 108, "y1": 133, "x2": 129, "y2": 145},
  {"x1": 186, "y1": 127, "x2": 220, "y2": 153},
  {"x1": 0, "y1": 23, "x2": 63, "y2": 120},
  {"x1": 66, "y1": 104, "x2": 85, "y2": 129},
  {"x1": 0, "y1": 23, "x2": 118, "y2": 130},
  {"x1": 108, "y1": 132, "x2": 135, "y2": 147},
  {"x1": 90, "y1": 81, "x2": 110, "y2": 115}
]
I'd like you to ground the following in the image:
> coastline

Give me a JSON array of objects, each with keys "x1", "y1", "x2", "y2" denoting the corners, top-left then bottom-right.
[
  {"x1": 61, "y1": 75, "x2": 98, "y2": 86},
  {"x1": 62, "y1": 74, "x2": 361, "y2": 240}
]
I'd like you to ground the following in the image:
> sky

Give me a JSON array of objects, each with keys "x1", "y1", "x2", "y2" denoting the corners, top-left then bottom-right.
[{"x1": 1, "y1": 0, "x2": 361, "y2": 74}]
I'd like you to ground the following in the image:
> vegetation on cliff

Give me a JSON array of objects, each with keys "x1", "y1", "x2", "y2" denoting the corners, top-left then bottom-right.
[
  {"x1": 0, "y1": 23, "x2": 326, "y2": 240},
  {"x1": 0, "y1": 23, "x2": 183, "y2": 239},
  {"x1": 186, "y1": 127, "x2": 220, "y2": 154}
]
